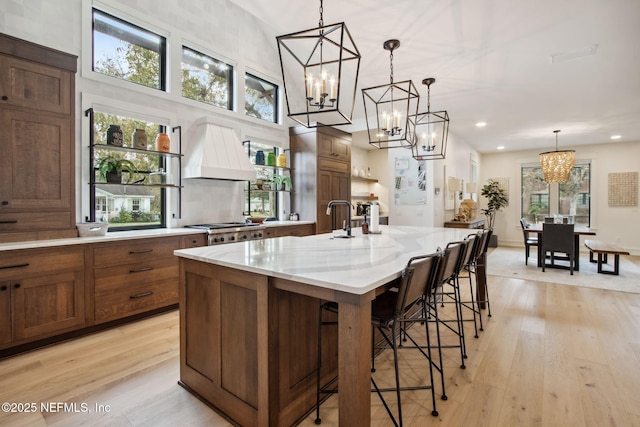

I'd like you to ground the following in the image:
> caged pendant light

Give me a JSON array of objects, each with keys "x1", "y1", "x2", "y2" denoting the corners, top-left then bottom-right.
[
  {"x1": 362, "y1": 39, "x2": 420, "y2": 149},
  {"x1": 540, "y1": 130, "x2": 575, "y2": 183},
  {"x1": 276, "y1": 0, "x2": 361, "y2": 128},
  {"x1": 410, "y1": 77, "x2": 449, "y2": 160}
]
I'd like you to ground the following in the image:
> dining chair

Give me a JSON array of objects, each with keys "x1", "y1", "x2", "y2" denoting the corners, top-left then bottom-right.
[
  {"x1": 541, "y1": 223, "x2": 576, "y2": 275},
  {"x1": 520, "y1": 218, "x2": 539, "y2": 265},
  {"x1": 315, "y1": 252, "x2": 444, "y2": 426}
]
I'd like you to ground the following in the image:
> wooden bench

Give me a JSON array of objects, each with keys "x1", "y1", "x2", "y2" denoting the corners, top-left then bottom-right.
[{"x1": 584, "y1": 240, "x2": 630, "y2": 275}]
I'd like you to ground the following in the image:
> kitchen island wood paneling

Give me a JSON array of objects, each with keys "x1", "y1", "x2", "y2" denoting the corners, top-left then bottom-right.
[{"x1": 175, "y1": 226, "x2": 472, "y2": 426}]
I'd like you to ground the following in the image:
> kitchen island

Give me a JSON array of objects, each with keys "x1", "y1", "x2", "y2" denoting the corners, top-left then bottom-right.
[{"x1": 174, "y1": 226, "x2": 473, "y2": 426}]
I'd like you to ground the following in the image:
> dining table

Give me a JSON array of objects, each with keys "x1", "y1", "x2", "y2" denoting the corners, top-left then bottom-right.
[{"x1": 525, "y1": 223, "x2": 596, "y2": 271}]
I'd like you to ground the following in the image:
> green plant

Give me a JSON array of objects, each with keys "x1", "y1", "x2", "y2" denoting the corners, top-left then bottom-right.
[
  {"x1": 270, "y1": 173, "x2": 292, "y2": 191},
  {"x1": 480, "y1": 179, "x2": 508, "y2": 229},
  {"x1": 97, "y1": 155, "x2": 136, "y2": 183}
]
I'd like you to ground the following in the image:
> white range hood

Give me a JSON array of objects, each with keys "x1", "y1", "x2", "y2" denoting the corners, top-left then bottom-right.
[{"x1": 183, "y1": 118, "x2": 257, "y2": 181}]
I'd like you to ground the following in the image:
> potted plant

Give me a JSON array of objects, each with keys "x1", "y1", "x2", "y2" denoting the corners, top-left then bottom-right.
[
  {"x1": 480, "y1": 179, "x2": 508, "y2": 247},
  {"x1": 270, "y1": 173, "x2": 292, "y2": 191},
  {"x1": 97, "y1": 155, "x2": 136, "y2": 184}
]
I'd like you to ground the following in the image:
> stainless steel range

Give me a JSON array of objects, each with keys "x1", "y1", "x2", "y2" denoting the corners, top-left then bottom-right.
[{"x1": 185, "y1": 222, "x2": 264, "y2": 245}]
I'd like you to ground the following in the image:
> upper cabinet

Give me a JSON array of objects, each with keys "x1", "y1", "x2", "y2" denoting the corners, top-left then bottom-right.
[
  {"x1": 0, "y1": 34, "x2": 77, "y2": 243},
  {"x1": 317, "y1": 133, "x2": 351, "y2": 161},
  {"x1": 0, "y1": 56, "x2": 73, "y2": 115}
]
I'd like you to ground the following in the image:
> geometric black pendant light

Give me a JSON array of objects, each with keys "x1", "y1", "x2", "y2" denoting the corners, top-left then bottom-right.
[
  {"x1": 276, "y1": 0, "x2": 361, "y2": 128},
  {"x1": 410, "y1": 77, "x2": 449, "y2": 160}
]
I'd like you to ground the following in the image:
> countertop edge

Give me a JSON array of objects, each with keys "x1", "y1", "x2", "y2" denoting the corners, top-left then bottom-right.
[{"x1": 0, "y1": 228, "x2": 207, "y2": 252}]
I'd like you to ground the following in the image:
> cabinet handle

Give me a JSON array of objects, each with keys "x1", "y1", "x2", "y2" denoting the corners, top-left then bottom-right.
[
  {"x1": 0, "y1": 285, "x2": 7, "y2": 291},
  {"x1": 1, "y1": 201, "x2": 9, "y2": 206},
  {"x1": 129, "y1": 249, "x2": 153, "y2": 254},
  {"x1": 0, "y1": 220, "x2": 18, "y2": 224},
  {"x1": 0, "y1": 263, "x2": 29, "y2": 270},
  {"x1": 129, "y1": 291, "x2": 154, "y2": 299},
  {"x1": 13, "y1": 283, "x2": 20, "y2": 289},
  {"x1": 1, "y1": 96, "x2": 7, "y2": 101},
  {"x1": 129, "y1": 267, "x2": 153, "y2": 273}
]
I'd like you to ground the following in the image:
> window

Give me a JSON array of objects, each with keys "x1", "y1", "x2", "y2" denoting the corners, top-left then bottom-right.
[
  {"x1": 92, "y1": 9, "x2": 166, "y2": 90},
  {"x1": 181, "y1": 46, "x2": 233, "y2": 109},
  {"x1": 559, "y1": 162, "x2": 591, "y2": 226},
  {"x1": 245, "y1": 141, "x2": 282, "y2": 218},
  {"x1": 92, "y1": 110, "x2": 167, "y2": 230},
  {"x1": 245, "y1": 73, "x2": 278, "y2": 123},
  {"x1": 96, "y1": 196, "x2": 107, "y2": 213},
  {"x1": 521, "y1": 166, "x2": 550, "y2": 223}
]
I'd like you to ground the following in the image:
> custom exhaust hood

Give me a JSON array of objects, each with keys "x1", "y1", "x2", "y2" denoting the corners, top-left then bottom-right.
[{"x1": 183, "y1": 118, "x2": 257, "y2": 181}]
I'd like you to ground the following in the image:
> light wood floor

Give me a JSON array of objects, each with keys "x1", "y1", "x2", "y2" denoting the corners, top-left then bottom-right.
[{"x1": 1, "y1": 275, "x2": 639, "y2": 426}]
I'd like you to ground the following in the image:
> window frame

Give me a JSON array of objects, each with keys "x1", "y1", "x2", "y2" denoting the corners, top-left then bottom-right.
[
  {"x1": 558, "y1": 162, "x2": 591, "y2": 227},
  {"x1": 181, "y1": 45, "x2": 234, "y2": 110},
  {"x1": 245, "y1": 72, "x2": 279, "y2": 124},
  {"x1": 92, "y1": 8, "x2": 167, "y2": 91}
]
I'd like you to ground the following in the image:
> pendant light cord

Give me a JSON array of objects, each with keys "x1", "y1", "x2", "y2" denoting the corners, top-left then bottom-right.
[{"x1": 319, "y1": 0, "x2": 323, "y2": 27}]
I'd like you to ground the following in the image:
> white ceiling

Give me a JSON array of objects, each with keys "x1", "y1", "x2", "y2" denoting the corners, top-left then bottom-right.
[{"x1": 231, "y1": 0, "x2": 640, "y2": 153}]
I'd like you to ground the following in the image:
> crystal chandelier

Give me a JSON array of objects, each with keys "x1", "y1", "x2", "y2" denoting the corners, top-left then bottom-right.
[
  {"x1": 362, "y1": 39, "x2": 419, "y2": 149},
  {"x1": 540, "y1": 130, "x2": 575, "y2": 183},
  {"x1": 276, "y1": 0, "x2": 361, "y2": 128},
  {"x1": 410, "y1": 78, "x2": 449, "y2": 160}
]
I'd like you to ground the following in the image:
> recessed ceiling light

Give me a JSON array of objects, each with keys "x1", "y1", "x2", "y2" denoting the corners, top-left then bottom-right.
[
  {"x1": 496, "y1": 146, "x2": 505, "y2": 150},
  {"x1": 610, "y1": 135, "x2": 621, "y2": 140},
  {"x1": 476, "y1": 122, "x2": 486, "y2": 127}
]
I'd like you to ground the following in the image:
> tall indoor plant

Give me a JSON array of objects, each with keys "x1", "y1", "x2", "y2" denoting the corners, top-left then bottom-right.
[{"x1": 480, "y1": 179, "x2": 508, "y2": 246}]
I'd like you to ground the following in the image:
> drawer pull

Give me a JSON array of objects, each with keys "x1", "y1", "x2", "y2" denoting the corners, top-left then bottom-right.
[
  {"x1": 13, "y1": 283, "x2": 20, "y2": 289},
  {"x1": 0, "y1": 285, "x2": 7, "y2": 291},
  {"x1": 0, "y1": 220, "x2": 18, "y2": 224},
  {"x1": 129, "y1": 267, "x2": 153, "y2": 273},
  {"x1": 129, "y1": 249, "x2": 153, "y2": 254},
  {"x1": 0, "y1": 263, "x2": 29, "y2": 270},
  {"x1": 130, "y1": 291, "x2": 154, "y2": 299}
]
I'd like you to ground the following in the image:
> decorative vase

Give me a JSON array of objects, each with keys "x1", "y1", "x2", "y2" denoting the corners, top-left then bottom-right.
[
  {"x1": 106, "y1": 124, "x2": 123, "y2": 146},
  {"x1": 255, "y1": 150, "x2": 265, "y2": 165},
  {"x1": 277, "y1": 153, "x2": 287, "y2": 167},
  {"x1": 266, "y1": 152, "x2": 276, "y2": 166},
  {"x1": 132, "y1": 129, "x2": 147, "y2": 150},
  {"x1": 155, "y1": 133, "x2": 171, "y2": 152}
]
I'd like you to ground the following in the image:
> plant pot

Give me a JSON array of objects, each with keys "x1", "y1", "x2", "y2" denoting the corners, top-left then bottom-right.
[
  {"x1": 105, "y1": 171, "x2": 121, "y2": 184},
  {"x1": 488, "y1": 234, "x2": 498, "y2": 248}
]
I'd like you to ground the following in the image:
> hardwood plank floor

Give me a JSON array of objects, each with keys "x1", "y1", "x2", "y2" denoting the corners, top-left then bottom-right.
[{"x1": 1, "y1": 275, "x2": 639, "y2": 426}]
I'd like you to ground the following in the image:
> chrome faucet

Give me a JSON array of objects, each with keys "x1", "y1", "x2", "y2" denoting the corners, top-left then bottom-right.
[{"x1": 326, "y1": 200, "x2": 354, "y2": 238}]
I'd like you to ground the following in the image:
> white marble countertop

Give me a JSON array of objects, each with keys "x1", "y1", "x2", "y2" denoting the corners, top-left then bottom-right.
[
  {"x1": 0, "y1": 228, "x2": 206, "y2": 252},
  {"x1": 174, "y1": 226, "x2": 475, "y2": 295},
  {"x1": 0, "y1": 221, "x2": 315, "y2": 252}
]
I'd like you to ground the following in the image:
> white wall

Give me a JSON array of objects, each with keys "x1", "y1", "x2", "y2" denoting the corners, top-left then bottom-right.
[
  {"x1": 1, "y1": 0, "x2": 288, "y2": 226},
  {"x1": 480, "y1": 140, "x2": 640, "y2": 254}
]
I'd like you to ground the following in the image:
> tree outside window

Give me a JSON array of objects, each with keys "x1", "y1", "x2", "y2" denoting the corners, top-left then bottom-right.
[
  {"x1": 181, "y1": 46, "x2": 233, "y2": 109},
  {"x1": 92, "y1": 9, "x2": 166, "y2": 90},
  {"x1": 521, "y1": 166, "x2": 549, "y2": 223},
  {"x1": 245, "y1": 73, "x2": 278, "y2": 123},
  {"x1": 559, "y1": 163, "x2": 591, "y2": 226}
]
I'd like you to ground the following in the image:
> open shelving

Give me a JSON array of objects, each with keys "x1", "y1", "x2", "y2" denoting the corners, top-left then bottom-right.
[{"x1": 85, "y1": 108, "x2": 183, "y2": 222}]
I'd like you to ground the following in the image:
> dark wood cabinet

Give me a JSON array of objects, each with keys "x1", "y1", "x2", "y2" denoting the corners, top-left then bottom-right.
[
  {"x1": 0, "y1": 34, "x2": 77, "y2": 243},
  {"x1": 91, "y1": 236, "x2": 181, "y2": 323},
  {"x1": 263, "y1": 223, "x2": 315, "y2": 239},
  {"x1": 0, "y1": 246, "x2": 85, "y2": 349},
  {"x1": 291, "y1": 126, "x2": 351, "y2": 234}
]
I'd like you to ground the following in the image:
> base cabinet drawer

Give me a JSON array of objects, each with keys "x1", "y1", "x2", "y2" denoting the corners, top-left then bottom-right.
[
  {"x1": 94, "y1": 279, "x2": 178, "y2": 323},
  {"x1": 93, "y1": 237, "x2": 180, "y2": 268}
]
